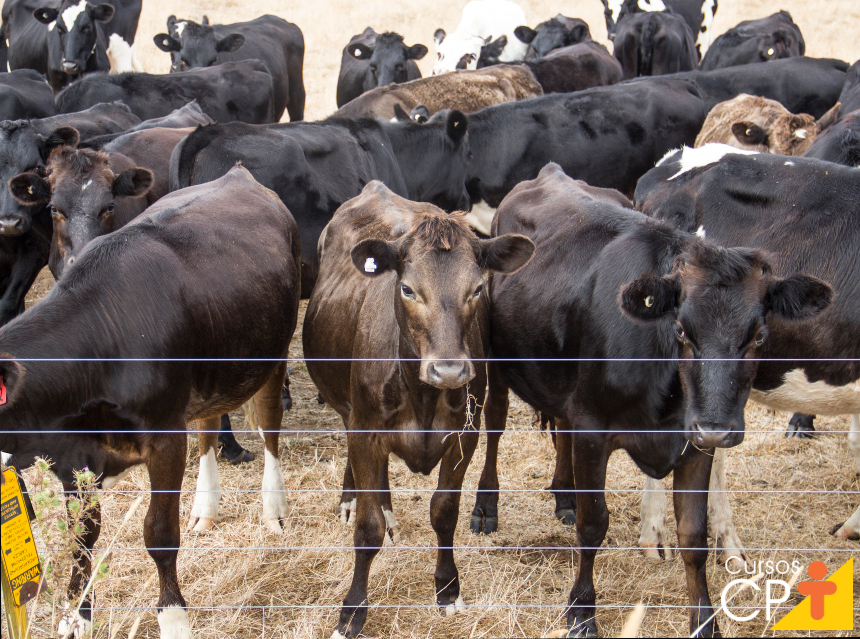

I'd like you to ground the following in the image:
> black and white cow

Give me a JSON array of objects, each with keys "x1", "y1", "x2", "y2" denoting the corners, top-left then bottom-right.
[
  {"x1": 838, "y1": 60, "x2": 860, "y2": 118},
  {"x1": 463, "y1": 76, "x2": 706, "y2": 233},
  {"x1": 5, "y1": 0, "x2": 115, "y2": 92},
  {"x1": 55, "y1": 60, "x2": 276, "y2": 123},
  {"x1": 601, "y1": 0, "x2": 718, "y2": 58},
  {"x1": 97, "y1": 0, "x2": 143, "y2": 73},
  {"x1": 0, "y1": 68, "x2": 56, "y2": 119},
  {"x1": 154, "y1": 15, "x2": 305, "y2": 122},
  {"x1": 699, "y1": 11, "x2": 804, "y2": 71},
  {"x1": 512, "y1": 14, "x2": 592, "y2": 60},
  {"x1": 613, "y1": 10, "x2": 698, "y2": 79},
  {"x1": 336, "y1": 28, "x2": 427, "y2": 108},
  {"x1": 634, "y1": 145, "x2": 860, "y2": 557}
]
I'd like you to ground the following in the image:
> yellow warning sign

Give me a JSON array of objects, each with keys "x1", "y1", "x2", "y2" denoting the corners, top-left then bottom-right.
[{"x1": 1, "y1": 468, "x2": 42, "y2": 607}]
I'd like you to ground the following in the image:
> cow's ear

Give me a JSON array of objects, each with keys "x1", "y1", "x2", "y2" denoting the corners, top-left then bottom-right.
[
  {"x1": 479, "y1": 234, "x2": 535, "y2": 273},
  {"x1": 410, "y1": 105, "x2": 429, "y2": 123},
  {"x1": 434, "y1": 28, "x2": 446, "y2": 45},
  {"x1": 32, "y1": 7, "x2": 58, "y2": 24},
  {"x1": 766, "y1": 274, "x2": 833, "y2": 320},
  {"x1": 348, "y1": 43, "x2": 372, "y2": 60},
  {"x1": 44, "y1": 127, "x2": 79, "y2": 155},
  {"x1": 619, "y1": 273, "x2": 680, "y2": 322},
  {"x1": 513, "y1": 26, "x2": 537, "y2": 44},
  {"x1": 8, "y1": 173, "x2": 51, "y2": 205},
  {"x1": 446, "y1": 110, "x2": 468, "y2": 143},
  {"x1": 731, "y1": 122, "x2": 767, "y2": 146},
  {"x1": 351, "y1": 239, "x2": 398, "y2": 277},
  {"x1": 91, "y1": 4, "x2": 114, "y2": 23},
  {"x1": 201, "y1": 15, "x2": 210, "y2": 26},
  {"x1": 216, "y1": 33, "x2": 245, "y2": 53},
  {"x1": 392, "y1": 104, "x2": 410, "y2": 122},
  {"x1": 154, "y1": 34, "x2": 181, "y2": 52},
  {"x1": 816, "y1": 102, "x2": 841, "y2": 131},
  {"x1": 407, "y1": 43, "x2": 428, "y2": 60},
  {"x1": 482, "y1": 36, "x2": 507, "y2": 61},
  {"x1": 112, "y1": 168, "x2": 153, "y2": 198},
  {"x1": 568, "y1": 24, "x2": 591, "y2": 44},
  {"x1": 0, "y1": 356, "x2": 24, "y2": 408},
  {"x1": 167, "y1": 15, "x2": 177, "y2": 29}
]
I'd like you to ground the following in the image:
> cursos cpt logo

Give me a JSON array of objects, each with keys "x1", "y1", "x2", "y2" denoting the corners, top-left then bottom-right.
[{"x1": 720, "y1": 557, "x2": 854, "y2": 630}]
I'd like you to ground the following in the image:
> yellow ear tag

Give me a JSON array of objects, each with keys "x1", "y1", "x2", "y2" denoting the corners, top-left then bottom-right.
[
  {"x1": 644, "y1": 296, "x2": 654, "y2": 308},
  {"x1": 27, "y1": 186, "x2": 34, "y2": 195}
]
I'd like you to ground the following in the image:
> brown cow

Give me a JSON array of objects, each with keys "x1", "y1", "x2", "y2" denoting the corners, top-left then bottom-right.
[
  {"x1": 303, "y1": 181, "x2": 534, "y2": 639},
  {"x1": 332, "y1": 64, "x2": 542, "y2": 120},
  {"x1": 695, "y1": 93, "x2": 841, "y2": 155}
]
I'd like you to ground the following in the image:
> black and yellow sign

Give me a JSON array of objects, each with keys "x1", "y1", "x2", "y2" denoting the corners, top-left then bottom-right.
[{"x1": 1, "y1": 468, "x2": 42, "y2": 607}]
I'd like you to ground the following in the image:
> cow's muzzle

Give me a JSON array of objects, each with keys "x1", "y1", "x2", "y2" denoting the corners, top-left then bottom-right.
[
  {"x1": 62, "y1": 60, "x2": 80, "y2": 74},
  {"x1": 0, "y1": 217, "x2": 28, "y2": 236},
  {"x1": 421, "y1": 359, "x2": 475, "y2": 389},
  {"x1": 688, "y1": 420, "x2": 744, "y2": 448}
]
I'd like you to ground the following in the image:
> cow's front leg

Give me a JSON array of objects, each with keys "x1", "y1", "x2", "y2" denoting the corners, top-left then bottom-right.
[
  {"x1": 566, "y1": 428, "x2": 610, "y2": 638},
  {"x1": 147, "y1": 430, "x2": 190, "y2": 639},
  {"x1": 471, "y1": 362, "x2": 507, "y2": 534},
  {"x1": 674, "y1": 449, "x2": 721, "y2": 638},
  {"x1": 187, "y1": 416, "x2": 220, "y2": 531},
  {"x1": 551, "y1": 417, "x2": 577, "y2": 525},
  {"x1": 333, "y1": 433, "x2": 386, "y2": 639},
  {"x1": 832, "y1": 414, "x2": 860, "y2": 540},
  {"x1": 338, "y1": 417, "x2": 357, "y2": 526},
  {"x1": 433, "y1": 428, "x2": 479, "y2": 613}
]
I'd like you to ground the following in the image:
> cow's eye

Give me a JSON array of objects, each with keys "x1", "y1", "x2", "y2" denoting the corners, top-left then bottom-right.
[
  {"x1": 50, "y1": 205, "x2": 58, "y2": 215},
  {"x1": 107, "y1": 202, "x2": 115, "y2": 213},
  {"x1": 400, "y1": 284, "x2": 415, "y2": 299},
  {"x1": 754, "y1": 327, "x2": 768, "y2": 347},
  {"x1": 674, "y1": 324, "x2": 686, "y2": 342},
  {"x1": 472, "y1": 283, "x2": 483, "y2": 298}
]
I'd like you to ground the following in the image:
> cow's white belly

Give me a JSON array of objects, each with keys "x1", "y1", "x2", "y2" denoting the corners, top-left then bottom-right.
[{"x1": 749, "y1": 369, "x2": 860, "y2": 415}]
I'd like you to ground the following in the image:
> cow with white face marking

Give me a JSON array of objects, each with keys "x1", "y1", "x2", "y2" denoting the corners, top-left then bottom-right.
[
  {"x1": 601, "y1": 0, "x2": 717, "y2": 59},
  {"x1": 634, "y1": 145, "x2": 860, "y2": 560},
  {"x1": 432, "y1": 0, "x2": 529, "y2": 74}
]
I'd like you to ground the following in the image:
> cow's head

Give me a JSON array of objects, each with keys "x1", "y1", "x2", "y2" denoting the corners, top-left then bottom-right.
[
  {"x1": 347, "y1": 31, "x2": 427, "y2": 92},
  {"x1": 432, "y1": 29, "x2": 485, "y2": 74},
  {"x1": 351, "y1": 200, "x2": 534, "y2": 388},
  {"x1": 9, "y1": 145, "x2": 152, "y2": 276},
  {"x1": 33, "y1": 1, "x2": 114, "y2": 75},
  {"x1": 515, "y1": 14, "x2": 592, "y2": 60},
  {"x1": 620, "y1": 241, "x2": 832, "y2": 448},
  {"x1": 154, "y1": 16, "x2": 244, "y2": 72},
  {"x1": 1, "y1": 122, "x2": 80, "y2": 237}
]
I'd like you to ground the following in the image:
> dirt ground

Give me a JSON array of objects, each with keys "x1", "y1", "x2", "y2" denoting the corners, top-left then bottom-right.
[{"x1": 10, "y1": 1, "x2": 860, "y2": 637}]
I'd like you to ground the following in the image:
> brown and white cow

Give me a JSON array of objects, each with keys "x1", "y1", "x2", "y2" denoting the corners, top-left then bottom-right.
[
  {"x1": 0, "y1": 166, "x2": 301, "y2": 637},
  {"x1": 695, "y1": 93, "x2": 841, "y2": 155},
  {"x1": 303, "y1": 181, "x2": 533, "y2": 639}
]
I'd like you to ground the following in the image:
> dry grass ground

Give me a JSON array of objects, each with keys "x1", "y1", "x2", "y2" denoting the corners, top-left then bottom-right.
[{"x1": 7, "y1": 1, "x2": 860, "y2": 637}]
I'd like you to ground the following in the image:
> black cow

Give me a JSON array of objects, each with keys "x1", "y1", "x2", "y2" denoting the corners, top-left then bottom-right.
[
  {"x1": 463, "y1": 77, "x2": 705, "y2": 234},
  {"x1": 170, "y1": 112, "x2": 470, "y2": 295},
  {"x1": 804, "y1": 110, "x2": 860, "y2": 167},
  {"x1": 634, "y1": 145, "x2": 860, "y2": 548},
  {"x1": 633, "y1": 56, "x2": 848, "y2": 119},
  {"x1": 613, "y1": 10, "x2": 698, "y2": 79},
  {"x1": 5, "y1": 0, "x2": 114, "y2": 92},
  {"x1": 1, "y1": 69, "x2": 56, "y2": 119},
  {"x1": 601, "y1": 0, "x2": 717, "y2": 58},
  {"x1": 0, "y1": 165, "x2": 301, "y2": 636},
  {"x1": 474, "y1": 162, "x2": 830, "y2": 637},
  {"x1": 512, "y1": 14, "x2": 592, "y2": 60},
  {"x1": 838, "y1": 60, "x2": 860, "y2": 118},
  {"x1": 79, "y1": 101, "x2": 214, "y2": 149},
  {"x1": 699, "y1": 11, "x2": 804, "y2": 71},
  {"x1": 154, "y1": 15, "x2": 305, "y2": 122},
  {"x1": 54, "y1": 61, "x2": 276, "y2": 123},
  {"x1": 336, "y1": 28, "x2": 427, "y2": 108},
  {"x1": 1, "y1": 103, "x2": 138, "y2": 325}
]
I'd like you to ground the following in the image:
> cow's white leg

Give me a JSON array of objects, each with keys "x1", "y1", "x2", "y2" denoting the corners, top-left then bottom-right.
[
  {"x1": 833, "y1": 414, "x2": 860, "y2": 540},
  {"x1": 187, "y1": 447, "x2": 220, "y2": 531},
  {"x1": 707, "y1": 448, "x2": 746, "y2": 569},
  {"x1": 340, "y1": 497, "x2": 357, "y2": 525},
  {"x1": 262, "y1": 447, "x2": 289, "y2": 533},
  {"x1": 639, "y1": 475, "x2": 673, "y2": 560},
  {"x1": 444, "y1": 595, "x2": 466, "y2": 616},
  {"x1": 157, "y1": 605, "x2": 191, "y2": 639},
  {"x1": 57, "y1": 606, "x2": 92, "y2": 638},
  {"x1": 382, "y1": 507, "x2": 401, "y2": 544}
]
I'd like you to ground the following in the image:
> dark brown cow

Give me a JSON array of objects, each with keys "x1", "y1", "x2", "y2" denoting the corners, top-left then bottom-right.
[
  {"x1": 303, "y1": 181, "x2": 533, "y2": 639},
  {"x1": 0, "y1": 165, "x2": 301, "y2": 636}
]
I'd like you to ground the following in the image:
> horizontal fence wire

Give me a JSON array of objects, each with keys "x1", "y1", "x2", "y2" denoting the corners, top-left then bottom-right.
[
  {"x1": 35, "y1": 546, "x2": 860, "y2": 553},
  {"x1": 10, "y1": 356, "x2": 860, "y2": 361},
  {"x1": 4, "y1": 429, "x2": 857, "y2": 434},
  {"x1": 26, "y1": 488, "x2": 860, "y2": 495},
  {"x1": 22, "y1": 604, "x2": 860, "y2": 612}
]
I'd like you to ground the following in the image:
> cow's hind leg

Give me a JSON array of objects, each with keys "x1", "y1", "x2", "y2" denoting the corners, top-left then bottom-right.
[
  {"x1": 640, "y1": 475, "x2": 673, "y2": 560},
  {"x1": 551, "y1": 418, "x2": 577, "y2": 525},
  {"x1": 786, "y1": 413, "x2": 815, "y2": 438},
  {"x1": 256, "y1": 364, "x2": 289, "y2": 533},
  {"x1": 831, "y1": 414, "x2": 860, "y2": 540},
  {"x1": 706, "y1": 448, "x2": 746, "y2": 569},
  {"x1": 338, "y1": 417, "x2": 357, "y2": 525},
  {"x1": 187, "y1": 416, "x2": 221, "y2": 531},
  {"x1": 433, "y1": 427, "x2": 479, "y2": 613},
  {"x1": 471, "y1": 362, "x2": 506, "y2": 534},
  {"x1": 148, "y1": 429, "x2": 191, "y2": 638},
  {"x1": 379, "y1": 461, "x2": 400, "y2": 543},
  {"x1": 217, "y1": 413, "x2": 255, "y2": 464},
  {"x1": 674, "y1": 450, "x2": 721, "y2": 638}
]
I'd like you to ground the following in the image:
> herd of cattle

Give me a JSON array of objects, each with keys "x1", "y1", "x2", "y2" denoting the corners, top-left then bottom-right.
[{"x1": 1, "y1": 0, "x2": 859, "y2": 638}]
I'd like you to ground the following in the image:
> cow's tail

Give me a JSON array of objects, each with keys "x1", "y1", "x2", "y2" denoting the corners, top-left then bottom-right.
[
  {"x1": 638, "y1": 15, "x2": 660, "y2": 77},
  {"x1": 169, "y1": 123, "x2": 225, "y2": 192}
]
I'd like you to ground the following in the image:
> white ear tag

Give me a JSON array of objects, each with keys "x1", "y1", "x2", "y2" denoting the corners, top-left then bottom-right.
[{"x1": 364, "y1": 257, "x2": 377, "y2": 273}]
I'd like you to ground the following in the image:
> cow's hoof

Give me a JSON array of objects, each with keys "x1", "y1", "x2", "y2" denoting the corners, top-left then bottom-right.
[
  {"x1": 785, "y1": 413, "x2": 815, "y2": 439},
  {"x1": 226, "y1": 448, "x2": 255, "y2": 465},
  {"x1": 443, "y1": 595, "x2": 466, "y2": 617},
  {"x1": 830, "y1": 522, "x2": 860, "y2": 540},
  {"x1": 187, "y1": 516, "x2": 215, "y2": 532},
  {"x1": 555, "y1": 508, "x2": 576, "y2": 526},
  {"x1": 264, "y1": 517, "x2": 285, "y2": 534},
  {"x1": 566, "y1": 615, "x2": 598, "y2": 637},
  {"x1": 469, "y1": 513, "x2": 498, "y2": 535},
  {"x1": 157, "y1": 606, "x2": 191, "y2": 639},
  {"x1": 57, "y1": 607, "x2": 91, "y2": 638},
  {"x1": 641, "y1": 542, "x2": 673, "y2": 561},
  {"x1": 722, "y1": 553, "x2": 747, "y2": 572}
]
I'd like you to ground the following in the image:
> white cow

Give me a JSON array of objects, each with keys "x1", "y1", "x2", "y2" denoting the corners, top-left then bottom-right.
[{"x1": 432, "y1": 0, "x2": 529, "y2": 74}]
